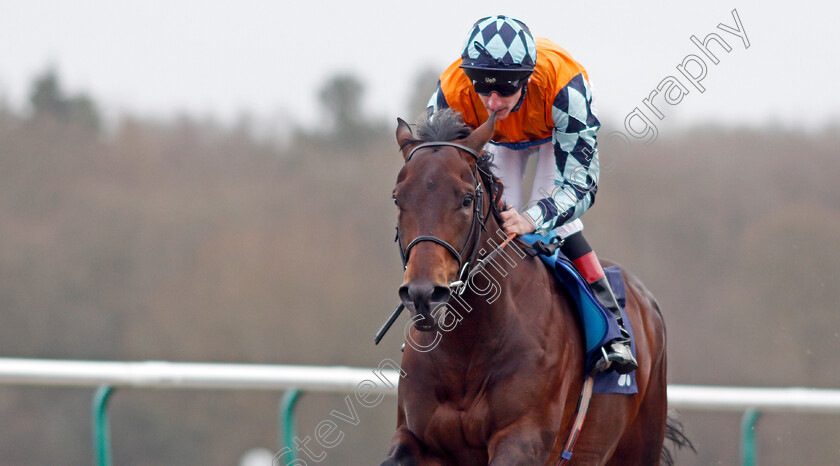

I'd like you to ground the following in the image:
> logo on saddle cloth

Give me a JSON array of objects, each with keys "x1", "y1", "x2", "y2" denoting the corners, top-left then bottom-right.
[{"x1": 520, "y1": 232, "x2": 638, "y2": 395}]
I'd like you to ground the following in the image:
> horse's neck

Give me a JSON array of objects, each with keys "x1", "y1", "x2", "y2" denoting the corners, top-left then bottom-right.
[{"x1": 437, "y1": 220, "x2": 544, "y2": 353}]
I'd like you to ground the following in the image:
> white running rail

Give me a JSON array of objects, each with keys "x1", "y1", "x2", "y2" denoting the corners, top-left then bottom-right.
[{"x1": 0, "y1": 358, "x2": 838, "y2": 413}]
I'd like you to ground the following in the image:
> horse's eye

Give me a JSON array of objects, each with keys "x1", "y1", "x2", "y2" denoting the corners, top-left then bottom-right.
[
  {"x1": 392, "y1": 194, "x2": 399, "y2": 207},
  {"x1": 462, "y1": 194, "x2": 474, "y2": 208}
]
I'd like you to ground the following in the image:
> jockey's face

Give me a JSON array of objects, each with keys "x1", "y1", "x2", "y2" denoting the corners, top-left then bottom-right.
[{"x1": 477, "y1": 89, "x2": 522, "y2": 121}]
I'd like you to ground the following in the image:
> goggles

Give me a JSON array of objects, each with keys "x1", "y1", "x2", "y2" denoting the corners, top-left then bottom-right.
[{"x1": 462, "y1": 68, "x2": 532, "y2": 97}]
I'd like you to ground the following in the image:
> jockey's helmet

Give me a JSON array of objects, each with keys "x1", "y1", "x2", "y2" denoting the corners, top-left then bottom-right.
[{"x1": 460, "y1": 15, "x2": 537, "y2": 96}]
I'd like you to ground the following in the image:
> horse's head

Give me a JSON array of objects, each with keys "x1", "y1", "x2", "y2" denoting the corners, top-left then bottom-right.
[{"x1": 393, "y1": 110, "x2": 497, "y2": 331}]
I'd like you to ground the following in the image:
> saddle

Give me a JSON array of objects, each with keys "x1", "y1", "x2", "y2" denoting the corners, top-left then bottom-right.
[{"x1": 520, "y1": 232, "x2": 638, "y2": 395}]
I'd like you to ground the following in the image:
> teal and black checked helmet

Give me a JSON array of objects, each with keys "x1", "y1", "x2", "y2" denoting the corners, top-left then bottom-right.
[{"x1": 460, "y1": 16, "x2": 537, "y2": 96}]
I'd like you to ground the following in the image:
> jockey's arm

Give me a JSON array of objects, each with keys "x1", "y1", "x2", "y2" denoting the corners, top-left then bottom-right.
[{"x1": 522, "y1": 74, "x2": 601, "y2": 235}]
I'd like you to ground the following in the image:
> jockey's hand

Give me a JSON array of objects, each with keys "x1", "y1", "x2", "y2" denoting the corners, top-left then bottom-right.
[{"x1": 500, "y1": 205, "x2": 536, "y2": 237}]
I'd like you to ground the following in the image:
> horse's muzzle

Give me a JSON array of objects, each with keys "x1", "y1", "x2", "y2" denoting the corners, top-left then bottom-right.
[{"x1": 399, "y1": 280, "x2": 451, "y2": 331}]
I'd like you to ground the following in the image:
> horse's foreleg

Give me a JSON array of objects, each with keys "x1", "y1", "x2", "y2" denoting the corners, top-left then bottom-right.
[
  {"x1": 487, "y1": 420, "x2": 553, "y2": 466},
  {"x1": 380, "y1": 426, "x2": 443, "y2": 466}
]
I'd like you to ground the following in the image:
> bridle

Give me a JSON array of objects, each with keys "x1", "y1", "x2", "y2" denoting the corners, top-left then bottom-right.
[
  {"x1": 395, "y1": 141, "x2": 495, "y2": 294},
  {"x1": 375, "y1": 139, "x2": 513, "y2": 344}
]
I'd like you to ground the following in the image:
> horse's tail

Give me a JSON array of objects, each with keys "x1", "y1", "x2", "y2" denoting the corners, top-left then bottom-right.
[{"x1": 660, "y1": 410, "x2": 696, "y2": 465}]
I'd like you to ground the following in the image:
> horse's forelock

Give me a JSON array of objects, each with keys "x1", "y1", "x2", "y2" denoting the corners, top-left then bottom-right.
[
  {"x1": 404, "y1": 109, "x2": 501, "y2": 191},
  {"x1": 414, "y1": 109, "x2": 473, "y2": 143}
]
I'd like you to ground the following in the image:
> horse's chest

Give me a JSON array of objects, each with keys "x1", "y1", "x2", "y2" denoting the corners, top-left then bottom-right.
[
  {"x1": 401, "y1": 401, "x2": 489, "y2": 464},
  {"x1": 424, "y1": 398, "x2": 490, "y2": 448}
]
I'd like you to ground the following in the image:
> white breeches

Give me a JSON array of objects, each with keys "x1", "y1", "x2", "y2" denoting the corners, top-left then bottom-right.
[{"x1": 487, "y1": 141, "x2": 583, "y2": 239}]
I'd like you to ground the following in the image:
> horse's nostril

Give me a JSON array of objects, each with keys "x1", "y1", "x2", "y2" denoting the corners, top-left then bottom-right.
[
  {"x1": 430, "y1": 286, "x2": 451, "y2": 304},
  {"x1": 399, "y1": 286, "x2": 411, "y2": 305},
  {"x1": 399, "y1": 282, "x2": 449, "y2": 313}
]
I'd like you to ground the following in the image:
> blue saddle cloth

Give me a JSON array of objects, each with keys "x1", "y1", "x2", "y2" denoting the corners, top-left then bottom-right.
[{"x1": 520, "y1": 232, "x2": 638, "y2": 395}]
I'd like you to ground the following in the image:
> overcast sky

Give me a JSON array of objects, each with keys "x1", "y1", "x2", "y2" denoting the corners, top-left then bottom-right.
[{"x1": 1, "y1": 0, "x2": 838, "y2": 133}]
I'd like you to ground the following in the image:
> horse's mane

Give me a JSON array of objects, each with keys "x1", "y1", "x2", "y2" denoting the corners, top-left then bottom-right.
[{"x1": 408, "y1": 109, "x2": 498, "y2": 187}]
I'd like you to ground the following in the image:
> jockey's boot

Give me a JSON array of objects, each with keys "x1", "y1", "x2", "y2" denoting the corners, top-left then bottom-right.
[
  {"x1": 560, "y1": 231, "x2": 638, "y2": 375},
  {"x1": 588, "y1": 276, "x2": 638, "y2": 375}
]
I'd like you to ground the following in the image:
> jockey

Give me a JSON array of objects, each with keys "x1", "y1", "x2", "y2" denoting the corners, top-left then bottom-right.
[{"x1": 428, "y1": 15, "x2": 637, "y2": 374}]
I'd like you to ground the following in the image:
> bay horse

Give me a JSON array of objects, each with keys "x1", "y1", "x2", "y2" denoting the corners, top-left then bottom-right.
[{"x1": 381, "y1": 109, "x2": 686, "y2": 465}]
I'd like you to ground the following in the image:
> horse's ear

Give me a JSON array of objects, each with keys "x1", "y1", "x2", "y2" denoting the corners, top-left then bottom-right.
[
  {"x1": 396, "y1": 118, "x2": 417, "y2": 160},
  {"x1": 462, "y1": 111, "x2": 497, "y2": 153}
]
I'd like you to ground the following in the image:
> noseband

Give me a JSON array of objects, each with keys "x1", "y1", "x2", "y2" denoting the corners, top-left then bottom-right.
[{"x1": 396, "y1": 142, "x2": 491, "y2": 292}]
